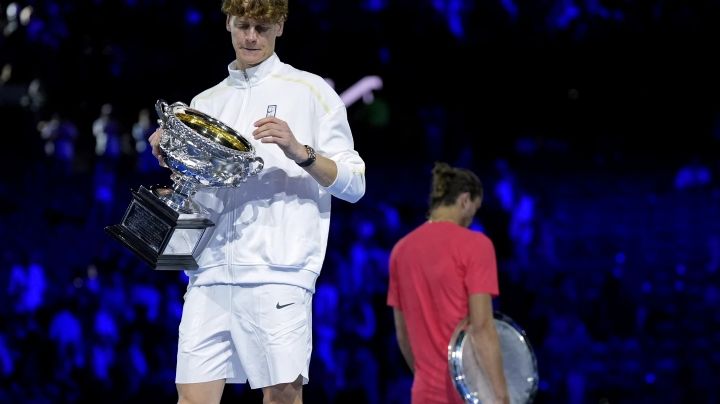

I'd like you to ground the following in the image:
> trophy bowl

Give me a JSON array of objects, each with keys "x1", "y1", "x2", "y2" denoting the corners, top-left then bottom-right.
[
  {"x1": 104, "y1": 100, "x2": 263, "y2": 271},
  {"x1": 155, "y1": 99, "x2": 264, "y2": 213}
]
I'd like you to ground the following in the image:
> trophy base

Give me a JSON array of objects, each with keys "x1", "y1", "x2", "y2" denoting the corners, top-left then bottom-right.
[{"x1": 105, "y1": 186, "x2": 214, "y2": 271}]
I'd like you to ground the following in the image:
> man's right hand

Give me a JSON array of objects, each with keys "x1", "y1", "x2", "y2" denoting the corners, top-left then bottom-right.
[{"x1": 149, "y1": 128, "x2": 167, "y2": 167}]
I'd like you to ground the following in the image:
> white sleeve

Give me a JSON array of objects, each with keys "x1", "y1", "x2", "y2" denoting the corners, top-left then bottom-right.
[{"x1": 318, "y1": 105, "x2": 366, "y2": 203}]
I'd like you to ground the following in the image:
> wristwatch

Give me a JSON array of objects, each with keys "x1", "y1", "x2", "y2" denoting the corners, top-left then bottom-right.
[{"x1": 296, "y1": 145, "x2": 317, "y2": 167}]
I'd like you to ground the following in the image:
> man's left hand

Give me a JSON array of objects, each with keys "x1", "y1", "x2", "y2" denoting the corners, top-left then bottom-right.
[{"x1": 252, "y1": 117, "x2": 308, "y2": 163}]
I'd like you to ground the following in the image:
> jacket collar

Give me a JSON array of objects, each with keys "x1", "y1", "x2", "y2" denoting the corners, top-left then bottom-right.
[{"x1": 227, "y1": 53, "x2": 280, "y2": 88}]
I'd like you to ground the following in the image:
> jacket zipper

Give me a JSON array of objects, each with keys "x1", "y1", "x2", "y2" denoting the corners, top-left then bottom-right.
[{"x1": 228, "y1": 68, "x2": 252, "y2": 274}]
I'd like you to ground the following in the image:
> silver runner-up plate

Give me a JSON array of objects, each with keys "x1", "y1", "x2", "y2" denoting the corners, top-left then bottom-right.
[{"x1": 448, "y1": 312, "x2": 539, "y2": 404}]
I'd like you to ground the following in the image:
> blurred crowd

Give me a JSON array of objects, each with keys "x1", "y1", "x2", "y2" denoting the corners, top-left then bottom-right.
[{"x1": 2, "y1": 0, "x2": 720, "y2": 403}]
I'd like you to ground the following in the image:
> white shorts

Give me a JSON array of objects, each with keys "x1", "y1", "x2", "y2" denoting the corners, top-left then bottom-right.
[{"x1": 175, "y1": 283, "x2": 313, "y2": 389}]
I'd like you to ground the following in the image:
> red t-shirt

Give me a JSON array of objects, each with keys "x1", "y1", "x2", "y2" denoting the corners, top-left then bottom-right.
[{"x1": 387, "y1": 221, "x2": 500, "y2": 404}]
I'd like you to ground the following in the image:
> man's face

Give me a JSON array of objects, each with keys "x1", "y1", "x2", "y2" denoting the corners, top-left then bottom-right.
[{"x1": 226, "y1": 15, "x2": 284, "y2": 69}]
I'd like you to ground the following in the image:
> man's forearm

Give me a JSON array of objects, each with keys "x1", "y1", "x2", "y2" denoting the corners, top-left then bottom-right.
[
  {"x1": 302, "y1": 155, "x2": 337, "y2": 187},
  {"x1": 393, "y1": 310, "x2": 415, "y2": 373},
  {"x1": 470, "y1": 324, "x2": 509, "y2": 404},
  {"x1": 398, "y1": 338, "x2": 415, "y2": 373}
]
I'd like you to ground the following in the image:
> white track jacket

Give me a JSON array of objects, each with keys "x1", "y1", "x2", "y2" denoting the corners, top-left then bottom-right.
[{"x1": 186, "y1": 53, "x2": 366, "y2": 292}]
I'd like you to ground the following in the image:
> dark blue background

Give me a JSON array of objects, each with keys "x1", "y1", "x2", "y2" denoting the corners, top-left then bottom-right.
[{"x1": 2, "y1": 0, "x2": 719, "y2": 402}]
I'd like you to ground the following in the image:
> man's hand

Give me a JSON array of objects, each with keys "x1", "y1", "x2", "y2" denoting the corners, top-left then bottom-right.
[
  {"x1": 252, "y1": 117, "x2": 309, "y2": 163},
  {"x1": 148, "y1": 128, "x2": 167, "y2": 167}
]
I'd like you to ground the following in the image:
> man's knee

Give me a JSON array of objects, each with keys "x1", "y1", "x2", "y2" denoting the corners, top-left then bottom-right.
[
  {"x1": 177, "y1": 380, "x2": 225, "y2": 404},
  {"x1": 262, "y1": 375, "x2": 304, "y2": 404}
]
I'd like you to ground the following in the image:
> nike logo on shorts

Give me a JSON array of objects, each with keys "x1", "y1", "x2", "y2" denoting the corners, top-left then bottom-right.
[{"x1": 276, "y1": 302, "x2": 294, "y2": 309}]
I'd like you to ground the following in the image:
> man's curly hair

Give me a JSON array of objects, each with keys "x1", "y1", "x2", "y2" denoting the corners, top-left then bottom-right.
[{"x1": 221, "y1": 0, "x2": 288, "y2": 22}]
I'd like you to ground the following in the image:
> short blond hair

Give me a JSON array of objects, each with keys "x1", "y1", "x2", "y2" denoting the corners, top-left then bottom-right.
[{"x1": 221, "y1": 0, "x2": 288, "y2": 22}]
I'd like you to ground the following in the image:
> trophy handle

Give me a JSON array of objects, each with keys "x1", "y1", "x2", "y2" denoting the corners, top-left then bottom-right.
[
  {"x1": 155, "y1": 99, "x2": 171, "y2": 128},
  {"x1": 249, "y1": 156, "x2": 264, "y2": 176},
  {"x1": 155, "y1": 99, "x2": 189, "y2": 125}
]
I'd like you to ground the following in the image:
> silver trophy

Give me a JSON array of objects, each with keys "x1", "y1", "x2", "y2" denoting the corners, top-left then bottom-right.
[
  {"x1": 105, "y1": 100, "x2": 264, "y2": 270},
  {"x1": 449, "y1": 312, "x2": 539, "y2": 404}
]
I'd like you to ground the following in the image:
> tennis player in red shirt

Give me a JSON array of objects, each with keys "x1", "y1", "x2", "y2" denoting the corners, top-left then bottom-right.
[{"x1": 388, "y1": 162, "x2": 509, "y2": 404}]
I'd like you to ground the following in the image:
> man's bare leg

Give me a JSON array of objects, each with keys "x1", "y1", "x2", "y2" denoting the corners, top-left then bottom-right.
[
  {"x1": 262, "y1": 375, "x2": 303, "y2": 404},
  {"x1": 177, "y1": 379, "x2": 225, "y2": 404}
]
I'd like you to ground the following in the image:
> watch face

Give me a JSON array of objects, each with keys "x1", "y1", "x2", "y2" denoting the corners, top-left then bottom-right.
[
  {"x1": 307, "y1": 145, "x2": 316, "y2": 159},
  {"x1": 298, "y1": 145, "x2": 316, "y2": 167}
]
